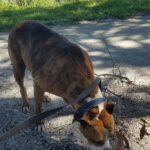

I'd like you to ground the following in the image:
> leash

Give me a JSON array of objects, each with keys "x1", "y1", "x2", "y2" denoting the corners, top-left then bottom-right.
[
  {"x1": 0, "y1": 77, "x2": 102, "y2": 143},
  {"x1": 0, "y1": 105, "x2": 67, "y2": 142}
]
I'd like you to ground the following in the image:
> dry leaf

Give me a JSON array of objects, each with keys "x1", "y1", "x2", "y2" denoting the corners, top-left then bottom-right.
[
  {"x1": 140, "y1": 123, "x2": 146, "y2": 139},
  {"x1": 140, "y1": 118, "x2": 150, "y2": 139}
]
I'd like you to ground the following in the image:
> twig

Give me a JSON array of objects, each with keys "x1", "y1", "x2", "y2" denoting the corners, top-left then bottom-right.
[
  {"x1": 105, "y1": 88, "x2": 123, "y2": 98},
  {"x1": 141, "y1": 118, "x2": 150, "y2": 125},
  {"x1": 95, "y1": 73, "x2": 136, "y2": 86},
  {"x1": 105, "y1": 47, "x2": 122, "y2": 76}
]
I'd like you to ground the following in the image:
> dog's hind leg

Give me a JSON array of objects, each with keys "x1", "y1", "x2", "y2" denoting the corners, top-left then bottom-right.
[
  {"x1": 13, "y1": 62, "x2": 29, "y2": 113},
  {"x1": 8, "y1": 39, "x2": 29, "y2": 113}
]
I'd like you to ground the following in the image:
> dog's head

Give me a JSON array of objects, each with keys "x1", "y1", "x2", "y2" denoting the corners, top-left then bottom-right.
[{"x1": 74, "y1": 102, "x2": 115, "y2": 146}]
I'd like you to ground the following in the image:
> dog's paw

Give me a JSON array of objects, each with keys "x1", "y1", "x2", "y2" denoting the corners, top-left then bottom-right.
[
  {"x1": 36, "y1": 121, "x2": 45, "y2": 132},
  {"x1": 42, "y1": 97, "x2": 51, "y2": 103},
  {"x1": 43, "y1": 92, "x2": 52, "y2": 102},
  {"x1": 22, "y1": 104, "x2": 29, "y2": 113}
]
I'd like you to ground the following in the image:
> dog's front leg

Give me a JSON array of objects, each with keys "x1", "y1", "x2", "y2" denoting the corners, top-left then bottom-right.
[{"x1": 34, "y1": 83, "x2": 45, "y2": 132}]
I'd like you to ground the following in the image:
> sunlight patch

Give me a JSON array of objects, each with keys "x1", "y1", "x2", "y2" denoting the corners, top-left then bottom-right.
[
  {"x1": 141, "y1": 39, "x2": 150, "y2": 44},
  {"x1": 80, "y1": 39, "x2": 105, "y2": 48},
  {"x1": 111, "y1": 40, "x2": 141, "y2": 49}
]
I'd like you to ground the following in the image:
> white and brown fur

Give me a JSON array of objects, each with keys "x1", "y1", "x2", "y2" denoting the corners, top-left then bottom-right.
[{"x1": 8, "y1": 21, "x2": 115, "y2": 148}]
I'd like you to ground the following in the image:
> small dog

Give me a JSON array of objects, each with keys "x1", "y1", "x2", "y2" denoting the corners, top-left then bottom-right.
[{"x1": 8, "y1": 21, "x2": 115, "y2": 148}]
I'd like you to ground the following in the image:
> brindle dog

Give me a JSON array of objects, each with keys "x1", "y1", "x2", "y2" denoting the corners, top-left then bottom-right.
[{"x1": 8, "y1": 21, "x2": 115, "y2": 148}]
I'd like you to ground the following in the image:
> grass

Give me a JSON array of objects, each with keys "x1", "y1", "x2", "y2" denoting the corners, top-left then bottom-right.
[{"x1": 0, "y1": 0, "x2": 150, "y2": 31}]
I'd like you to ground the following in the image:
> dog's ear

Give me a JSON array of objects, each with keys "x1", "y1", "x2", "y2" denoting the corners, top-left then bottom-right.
[
  {"x1": 72, "y1": 116, "x2": 77, "y2": 123},
  {"x1": 72, "y1": 114, "x2": 82, "y2": 123},
  {"x1": 105, "y1": 103, "x2": 116, "y2": 114}
]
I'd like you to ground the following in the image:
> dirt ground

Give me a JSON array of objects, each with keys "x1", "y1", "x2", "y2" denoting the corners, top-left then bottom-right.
[{"x1": 0, "y1": 16, "x2": 150, "y2": 150}]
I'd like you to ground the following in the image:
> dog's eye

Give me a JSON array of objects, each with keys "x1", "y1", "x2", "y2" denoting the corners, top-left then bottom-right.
[
  {"x1": 87, "y1": 107, "x2": 99, "y2": 119},
  {"x1": 88, "y1": 111, "x2": 97, "y2": 116},
  {"x1": 87, "y1": 112, "x2": 98, "y2": 119}
]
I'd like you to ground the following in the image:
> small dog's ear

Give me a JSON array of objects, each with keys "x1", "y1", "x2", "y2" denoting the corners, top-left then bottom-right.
[
  {"x1": 105, "y1": 103, "x2": 116, "y2": 114},
  {"x1": 72, "y1": 114, "x2": 81, "y2": 123},
  {"x1": 72, "y1": 112, "x2": 87, "y2": 123}
]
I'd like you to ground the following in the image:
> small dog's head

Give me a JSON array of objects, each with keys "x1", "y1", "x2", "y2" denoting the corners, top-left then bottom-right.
[{"x1": 76, "y1": 102, "x2": 115, "y2": 146}]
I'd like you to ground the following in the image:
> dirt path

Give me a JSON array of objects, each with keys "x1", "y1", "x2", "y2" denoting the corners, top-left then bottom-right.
[{"x1": 0, "y1": 16, "x2": 150, "y2": 150}]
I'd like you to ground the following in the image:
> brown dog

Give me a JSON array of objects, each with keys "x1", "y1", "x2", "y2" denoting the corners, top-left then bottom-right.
[{"x1": 8, "y1": 21, "x2": 115, "y2": 148}]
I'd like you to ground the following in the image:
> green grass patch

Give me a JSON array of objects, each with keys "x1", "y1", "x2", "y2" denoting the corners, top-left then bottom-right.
[{"x1": 0, "y1": 0, "x2": 150, "y2": 31}]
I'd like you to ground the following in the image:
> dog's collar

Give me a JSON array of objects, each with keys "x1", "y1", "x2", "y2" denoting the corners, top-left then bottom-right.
[
  {"x1": 70, "y1": 77, "x2": 101, "y2": 104},
  {"x1": 73, "y1": 98, "x2": 105, "y2": 121}
]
